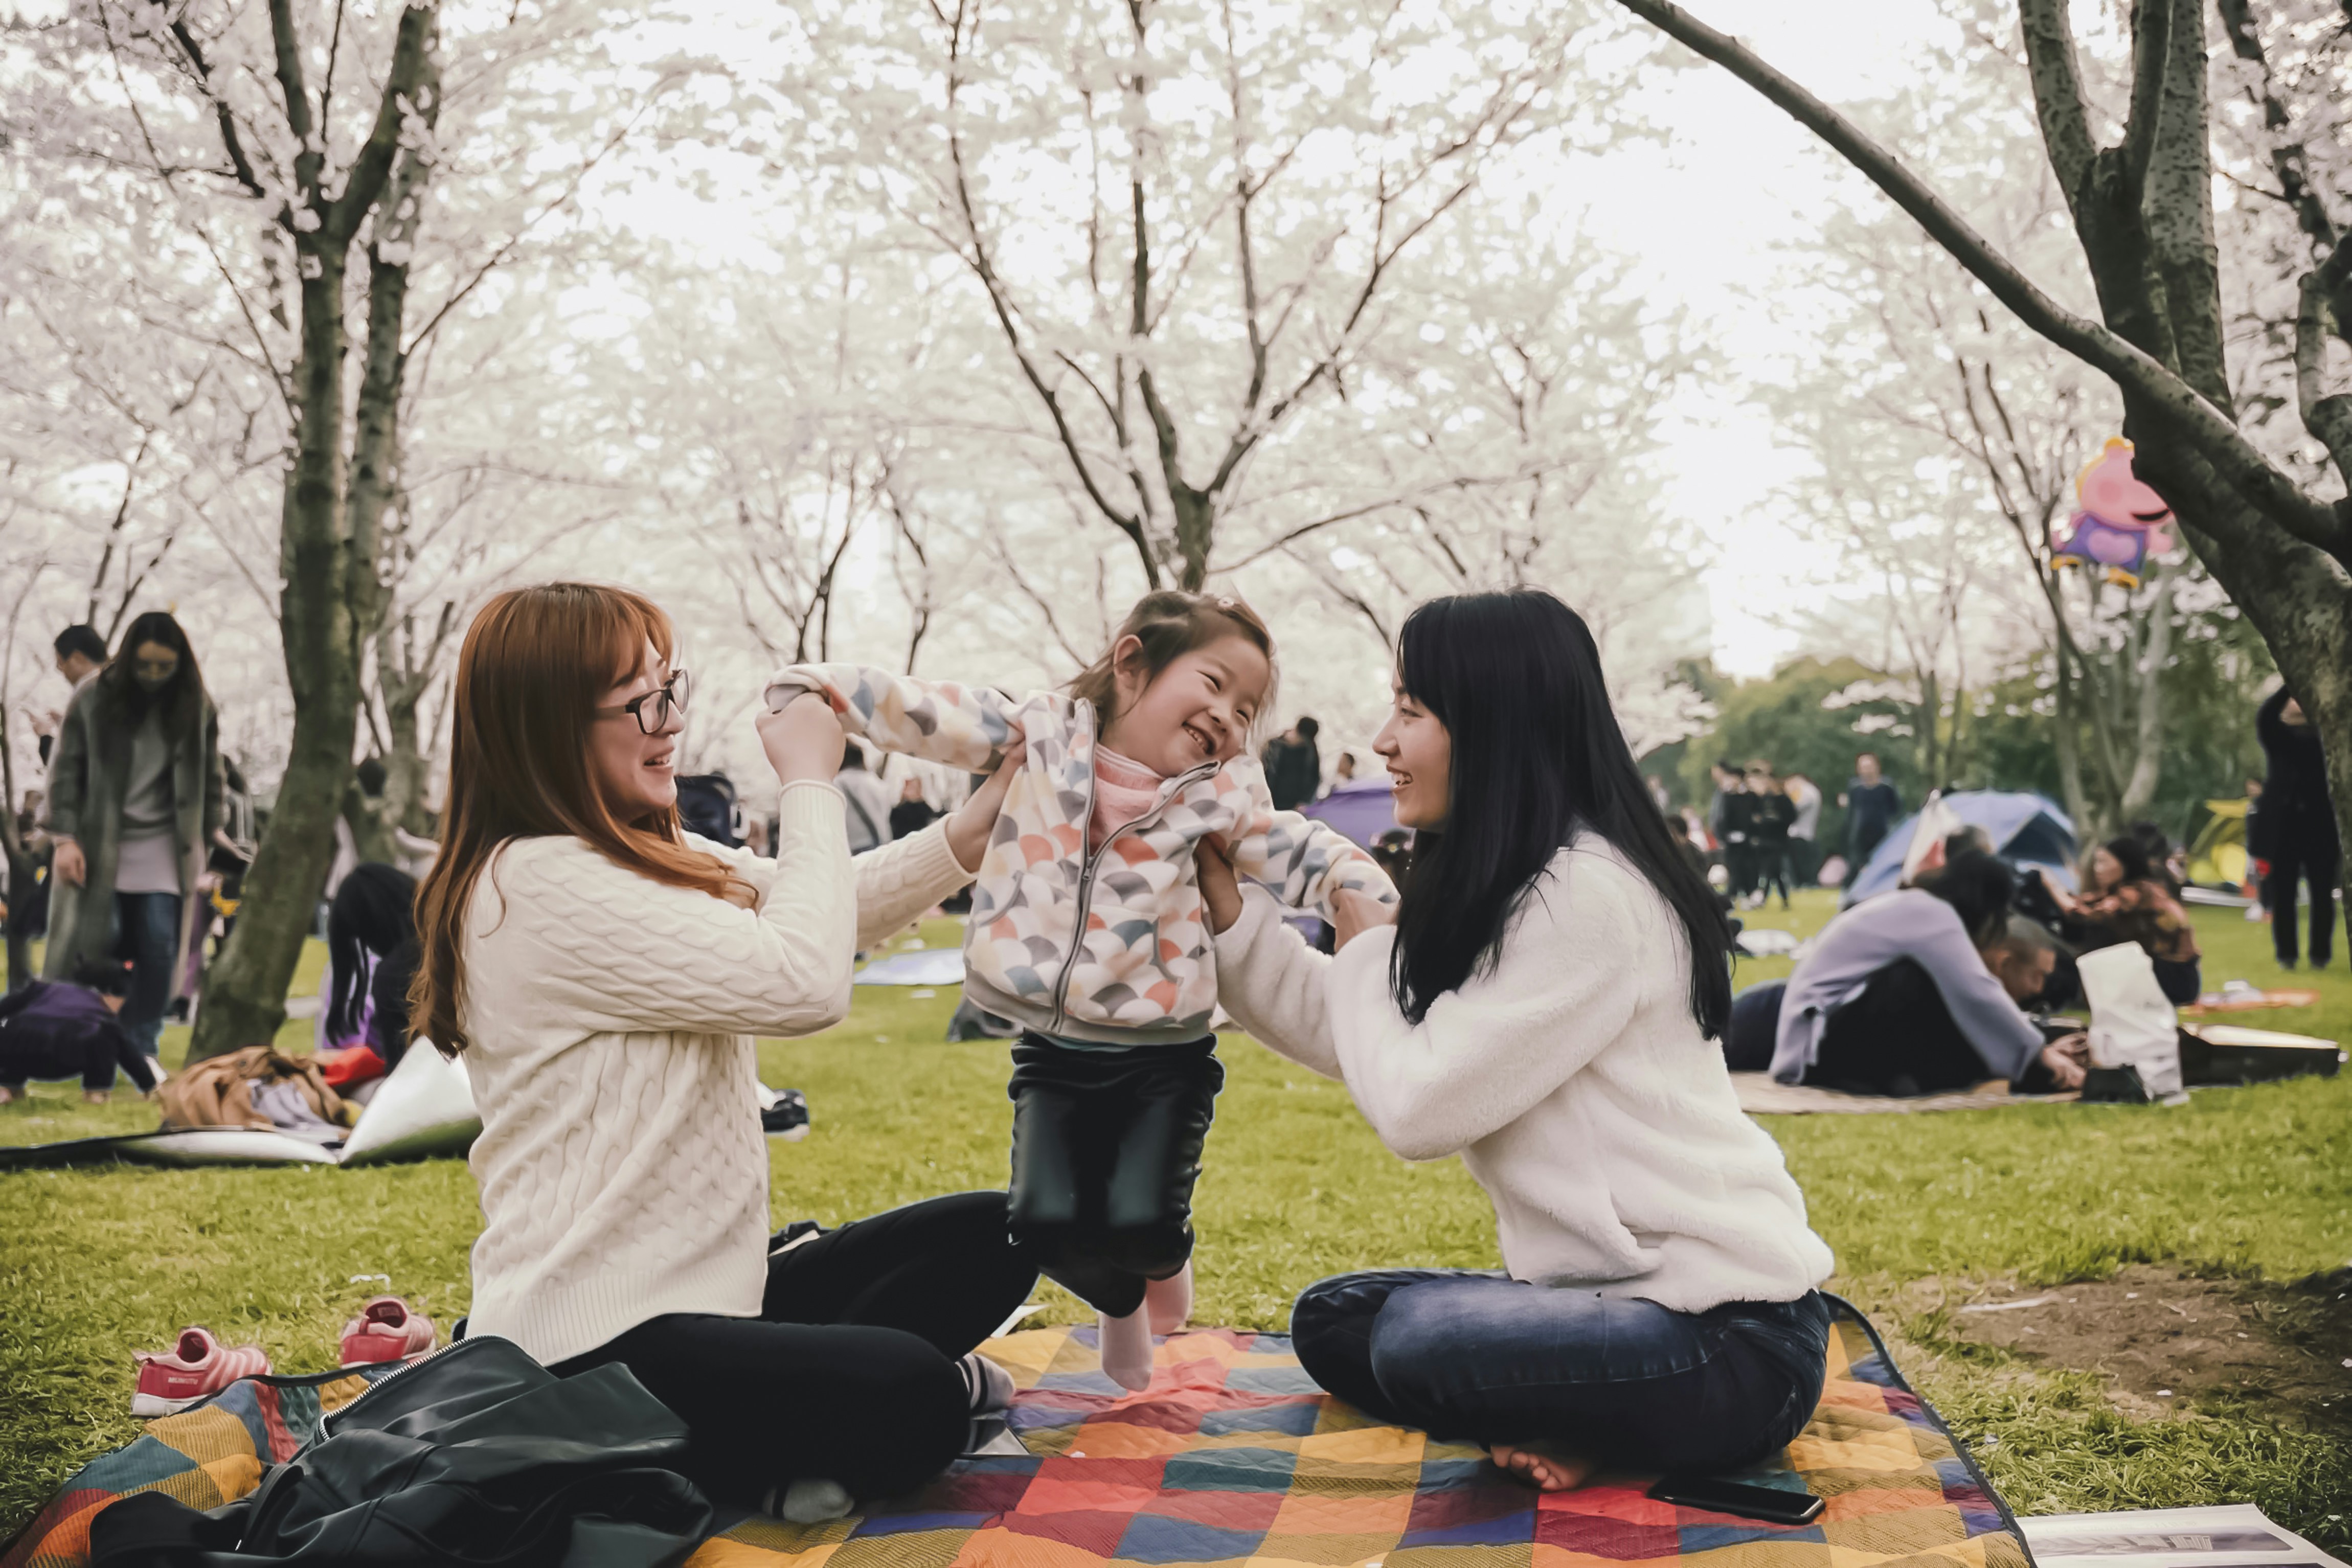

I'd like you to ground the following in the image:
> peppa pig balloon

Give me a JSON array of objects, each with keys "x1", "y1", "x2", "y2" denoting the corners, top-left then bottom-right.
[{"x1": 2051, "y1": 437, "x2": 2175, "y2": 588}]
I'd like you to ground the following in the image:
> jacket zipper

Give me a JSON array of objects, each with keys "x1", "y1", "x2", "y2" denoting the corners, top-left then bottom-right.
[{"x1": 1043, "y1": 713, "x2": 1217, "y2": 1035}]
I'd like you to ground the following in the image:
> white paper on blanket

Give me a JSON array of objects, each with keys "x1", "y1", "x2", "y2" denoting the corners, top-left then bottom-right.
[
  {"x1": 339, "y1": 1041, "x2": 481, "y2": 1166},
  {"x1": 2076, "y1": 943, "x2": 2183, "y2": 1098},
  {"x1": 2019, "y1": 1504, "x2": 2348, "y2": 1568},
  {"x1": 853, "y1": 948, "x2": 966, "y2": 987},
  {"x1": 1734, "y1": 927, "x2": 1800, "y2": 957}
]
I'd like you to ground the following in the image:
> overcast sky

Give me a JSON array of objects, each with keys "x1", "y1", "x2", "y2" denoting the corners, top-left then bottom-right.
[{"x1": 1568, "y1": 0, "x2": 1956, "y2": 676}]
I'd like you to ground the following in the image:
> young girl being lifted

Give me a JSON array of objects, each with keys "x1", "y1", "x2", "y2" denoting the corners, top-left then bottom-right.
[{"x1": 768, "y1": 590, "x2": 1394, "y2": 1389}]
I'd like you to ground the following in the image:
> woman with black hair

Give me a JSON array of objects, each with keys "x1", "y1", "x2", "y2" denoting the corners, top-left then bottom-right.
[
  {"x1": 1196, "y1": 589, "x2": 1835, "y2": 1491},
  {"x1": 42, "y1": 611, "x2": 226, "y2": 1055},
  {"x1": 323, "y1": 863, "x2": 421, "y2": 1070},
  {"x1": 2044, "y1": 836, "x2": 2201, "y2": 1005}
]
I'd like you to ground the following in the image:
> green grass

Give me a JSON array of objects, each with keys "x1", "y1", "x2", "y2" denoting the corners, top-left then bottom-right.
[{"x1": 3, "y1": 906, "x2": 2348, "y2": 1544}]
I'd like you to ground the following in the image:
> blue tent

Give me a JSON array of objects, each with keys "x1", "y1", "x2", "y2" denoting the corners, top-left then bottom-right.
[{"x1": 1840, "y1": 790, "x2": 2078, "y2": 907}]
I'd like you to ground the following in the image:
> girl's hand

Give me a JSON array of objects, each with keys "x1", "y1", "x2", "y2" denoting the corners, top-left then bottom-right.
[
  {"x1": 1332, "y1": 888, "x2": 1397, "y2": 951},
  {"x1": 946, "y1": 730, "x2": 1027, "y2": 873},
  {"x1": 759, "y1": 695, "x2": 846, "y2": 786},
  {"x1": 1197, "y1": 832, "x2": 1243, "y2": 935}
]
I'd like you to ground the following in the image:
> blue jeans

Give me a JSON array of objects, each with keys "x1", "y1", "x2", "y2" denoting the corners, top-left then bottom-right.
[
  {"x1": 1290, "y1": 1270, "x2": 1831, "y2": 1474},
  {"x1": 114, "y1": 891, "x2": 182, "y2": 1056}
]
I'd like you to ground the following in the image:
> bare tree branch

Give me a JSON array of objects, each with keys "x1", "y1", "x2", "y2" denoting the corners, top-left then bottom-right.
[{"x1": 1607, "y1": 0, "x2": 2347, "y2": 559}]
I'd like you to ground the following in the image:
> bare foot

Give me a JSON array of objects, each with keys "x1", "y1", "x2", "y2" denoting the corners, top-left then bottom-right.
[
  {"x1": 0, "y1": 1085, "x2": 16, "y2": 1105},
  {"x1": 1488, "y1": 1442, "x2": 1595, "y2": 1492},
  {"x1": 83, "y1": 1089, "x2": 111, "y2": 1104}
]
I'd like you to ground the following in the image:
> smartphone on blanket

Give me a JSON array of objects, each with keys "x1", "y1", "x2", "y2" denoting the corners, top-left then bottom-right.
[{"x1": 1646, "y1": 1475, "x2": 1825, "y2": 1525}]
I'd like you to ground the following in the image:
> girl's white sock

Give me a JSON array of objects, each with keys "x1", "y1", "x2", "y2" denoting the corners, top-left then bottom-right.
[
  {"x1": 1098, "y1": 1305, "x2": 1155, "y2": 1392},
  {"x1": 1144, "y1": 1262, "x2": 1192, "y2": 1335}
]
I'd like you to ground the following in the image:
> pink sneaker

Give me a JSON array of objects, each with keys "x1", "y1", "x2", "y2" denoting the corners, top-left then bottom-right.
[
  {"x1": 132, "y1": 1328, "x2": 270, "y2": 1417},
  {"x1": 340, "y1": 1297, "x2": 436, "y2": 1368}
]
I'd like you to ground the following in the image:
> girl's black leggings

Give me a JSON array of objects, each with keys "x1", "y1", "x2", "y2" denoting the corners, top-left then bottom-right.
[{"x1": 1006, "y1": 1035, "x2": 1223, "y2": 1319}]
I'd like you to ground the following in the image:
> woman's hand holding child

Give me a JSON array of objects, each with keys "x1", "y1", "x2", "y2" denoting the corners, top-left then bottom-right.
[
  {"x1": 946, "y1": 730, "x2": 1028, "y2": 872},
  {"x1": 758, "y1": 694, "x2": 847, "y2": 786},
  {"x1": 1198, "y1": 833, "x2": 1395, "y2": 951}
]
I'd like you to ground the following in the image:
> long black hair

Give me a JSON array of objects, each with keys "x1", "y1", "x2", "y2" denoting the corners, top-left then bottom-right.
[
  {"x1": 99, "y1": 610, "x2": 205, "y2": 726},
  {"x1": 1387, "y1": 590, "x2": 1734, "y2": 1036},
  {"x1": 1911, "y1": 850, "x2": 2017, "y2": 947},
  {"x1": 327, "y1": 863, "x2": 418, "y2": 1041}
]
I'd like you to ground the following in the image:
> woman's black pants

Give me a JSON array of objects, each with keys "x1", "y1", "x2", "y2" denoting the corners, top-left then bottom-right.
[
  {"x1": 1006, "y1": 1035, "x2": 1223, "y2": 1319},
  {"x1": 550, "y1": 1191, "x2": 1035, "y2": 1505}
]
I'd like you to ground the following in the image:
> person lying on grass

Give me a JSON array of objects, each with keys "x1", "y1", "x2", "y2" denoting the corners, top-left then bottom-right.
[
  {"x1": 409, "y1": 582, "x2": 1037, "y2": 1523},
  {"x1": 1195, "y1": 588, "x2": 1837, "y2": 1493},
  {"x1": 1739, "y1": 854, "x2": 2091, "y2": 1097}
]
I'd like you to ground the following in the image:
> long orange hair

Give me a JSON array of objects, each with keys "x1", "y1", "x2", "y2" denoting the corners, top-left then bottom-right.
[{"x1": 410, "y1": 583, "x2": 748, "y2": 1055}]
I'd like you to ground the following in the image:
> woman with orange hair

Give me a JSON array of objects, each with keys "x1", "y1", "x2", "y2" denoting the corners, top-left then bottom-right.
[{"x1": 411, "y1": 583, "x2": 1031, "y2": 1519}]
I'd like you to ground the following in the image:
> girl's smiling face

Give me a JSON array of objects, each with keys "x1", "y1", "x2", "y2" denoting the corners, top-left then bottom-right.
[{"x1": 1101, "y1": 633, "x2": 1271, "y2": 776}]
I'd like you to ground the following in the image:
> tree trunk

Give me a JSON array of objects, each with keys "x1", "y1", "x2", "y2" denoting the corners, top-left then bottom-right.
[
  {"x1": 2117, "y1": 560, "x2": 2173, "y2": 821},
  {"x1": 189, "y1": 249, "x2": 364, "y2": 1059}
]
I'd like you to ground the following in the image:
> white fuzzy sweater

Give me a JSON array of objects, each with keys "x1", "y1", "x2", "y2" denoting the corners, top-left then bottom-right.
[
  {"x1": 461, "y1": 782, "x2": 974, "y2": 1366},
  {"x1": 1213, "y1": 834, "x2": 1834, "y2": 1313}
]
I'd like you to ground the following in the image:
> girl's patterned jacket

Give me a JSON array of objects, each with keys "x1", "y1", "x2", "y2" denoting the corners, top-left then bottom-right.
[{"x1": 766, "y1": 664, "x2": 1397, "y2": 1044}]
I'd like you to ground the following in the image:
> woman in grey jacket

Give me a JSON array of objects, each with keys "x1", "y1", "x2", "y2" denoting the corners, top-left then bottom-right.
[{"x1": 43, "y1": 611, "x2": 225, "y2": 1055}]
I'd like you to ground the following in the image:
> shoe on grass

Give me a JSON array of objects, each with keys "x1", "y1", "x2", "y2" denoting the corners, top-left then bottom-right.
[
  {"x1": 340, "y1": 1297, "x2": 437, "y2": 1368},
  {"x1": 132, "y1": 1328, "x2": 270, "y2": 1417}
]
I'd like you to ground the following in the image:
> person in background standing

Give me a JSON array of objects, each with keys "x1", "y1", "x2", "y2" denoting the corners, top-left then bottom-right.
[
  {"x1": 889, "y1": 777, "x2": 941, "y2": 842},
  {"x1": 1782, "y1": 771, "x2": 1822, "y2": 887},
  {"x1": 1714, "y1": 761, "x2": 1756, "y2": 905},
  {"x1": 2242, "y1": 776, "x2": 2269, "y2": 922},
  {"x1": 1745, "y1": 762, "x2": 1795, "y2": 911},
  {"x1": 52, "y1": 624, "x2": 107, "y2": 689},
  {"x1": 1329, "y1": 751, "x2": 1357, "y2": 791},
  {"x1": 835, "y1": 742, "x2": 895, "y2": 856},
  {"x1": 41, "y1": 611, "x2": 227, "y2": 1056},
  {"x1": 2255, "y1": 686, "x2": 2338, "y2": 971},
  {"x1": 1261, "y1": 717, "x2": 1322, "y2": 812},
  {"x1": 1840, "y1": 753, "x2": 1901, "y2": 875}
]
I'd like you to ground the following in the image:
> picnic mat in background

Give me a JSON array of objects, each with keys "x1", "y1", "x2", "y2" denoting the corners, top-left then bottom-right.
[
  {"x1": 1734, "y1": 1072, "x2": 2077, "y2": 1116},
  {"x1": 4, "y1": 1298, "x2": 2031, "y2": 1568}
]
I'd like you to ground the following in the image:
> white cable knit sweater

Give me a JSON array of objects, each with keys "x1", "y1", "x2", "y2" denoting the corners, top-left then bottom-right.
[
  {"x1": 1213, "y1": 834, "x2": 1834, "y2": 1313},
  {"x1": 461, "y1": 782, "x2": 975, "y2": 1366}
]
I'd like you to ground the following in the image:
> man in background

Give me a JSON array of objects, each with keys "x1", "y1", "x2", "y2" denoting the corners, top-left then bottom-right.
[
  {"x1": 834, "y1": 743, "x2": 895, "y2": 856},
  {"x1": 1783, "y1": 771, "x2": 1822, "y2": 886},
  {"x1": 1841, "y1": 752, "x2": 1902, "y2": 874},
  {"x1": 1261, "y1": 716, "x2": 1322, "y2": 812}
]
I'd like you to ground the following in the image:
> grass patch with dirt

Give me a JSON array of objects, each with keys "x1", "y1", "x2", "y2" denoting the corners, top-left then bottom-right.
[{"x1": 2, "y1": 899, "x2": 2347, "y2": 1545}]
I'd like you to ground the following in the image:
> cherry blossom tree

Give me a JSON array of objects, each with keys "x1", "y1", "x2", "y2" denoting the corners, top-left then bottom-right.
[{"x1": 1609, "y1": 0, "x2": 2352, "y2": 908}]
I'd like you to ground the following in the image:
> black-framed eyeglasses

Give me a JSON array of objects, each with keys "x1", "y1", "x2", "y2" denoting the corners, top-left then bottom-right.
[{"x1": 594, "y1": 668, "x2": 691, "y2": 735}]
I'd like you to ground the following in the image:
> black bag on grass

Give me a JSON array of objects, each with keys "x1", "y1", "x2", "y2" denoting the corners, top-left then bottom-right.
[{"x1": 89, "y1": 1336, "x2": 712, "y2": 1568}]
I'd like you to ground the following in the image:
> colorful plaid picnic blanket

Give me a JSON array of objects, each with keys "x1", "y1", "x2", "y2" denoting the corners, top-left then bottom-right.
[{"x1": 4, "y1": 1298, "x2": 2029, "y2": 1568}]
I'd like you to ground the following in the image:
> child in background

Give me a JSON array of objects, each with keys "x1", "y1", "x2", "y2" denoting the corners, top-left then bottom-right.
[{"x1": 768, "y1": 590, "x2": 1395, "y2": 1390}]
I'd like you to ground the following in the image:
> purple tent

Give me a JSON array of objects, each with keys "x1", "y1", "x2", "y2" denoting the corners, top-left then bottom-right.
[{"x1": 1300, "y1": 778, "x2": 1400, "y2": 849}]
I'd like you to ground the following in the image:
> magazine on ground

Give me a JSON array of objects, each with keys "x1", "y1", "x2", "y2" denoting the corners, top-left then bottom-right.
[{"x1": 2019, "y1": 1504, "x2": 2347, "y2": 1568}]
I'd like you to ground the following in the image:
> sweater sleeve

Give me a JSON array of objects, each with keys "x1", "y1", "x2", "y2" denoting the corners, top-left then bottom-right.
[
  {"x1": 44, "y1": 687, "x2": 92, "y2": 843},
  {"x1": 851, "y1": 821, "x2": 976, "y2": 952},
  {"x1": 506, "y1": 781, "x2": 857, "y2": 1039},
  {"x1": 1909, "y1": 913, "x2": 2048, "y2": 1083},
  {"x1": 766, "y1": 664, "x2": 1019, "y2": 772},
  {"x1": 1220, "y1": 771, "x2": 1397, "y2": 917},
  {"x1": 1325, "y1": 854, "x2": 1651, "y2": 1161},
  {"x1": 1210, "y1": 889, "x2": 1343, "y2": 1078}
]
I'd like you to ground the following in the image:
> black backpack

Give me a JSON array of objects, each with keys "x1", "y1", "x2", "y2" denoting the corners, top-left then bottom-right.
[
  {"x1": 673, "y1": 774, "x2": 741, "y2": 848},
  {"x1": 87, "y1": 1336, "x2": 713, "y2": 1568}
]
